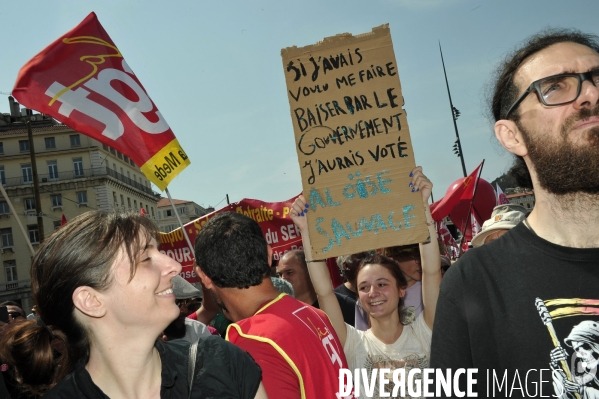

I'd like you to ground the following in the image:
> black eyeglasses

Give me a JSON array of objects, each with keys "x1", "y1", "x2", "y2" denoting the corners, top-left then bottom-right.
[
  {"x1": 8, "y1": 311, "x2": 23, "y2": 319},
  {"x1": 504, "y1": 68, "x2": 599, "y2": 119}
]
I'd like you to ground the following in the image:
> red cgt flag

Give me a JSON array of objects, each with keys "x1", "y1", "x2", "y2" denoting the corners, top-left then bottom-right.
[
  {"x1": 430, "y1": 161, "x2": 483, "y2": 221},
  {"x1": 12, "y1": 12, "x2": 189, "y2": 191},
  {"x1": 60, "y1": 214, "x2": 67, "y2": 227}
]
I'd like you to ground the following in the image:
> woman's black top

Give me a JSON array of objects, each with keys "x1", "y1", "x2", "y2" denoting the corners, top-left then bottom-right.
[{"x1": 43, "y1": 336, "x2": 261, "y2": 398}]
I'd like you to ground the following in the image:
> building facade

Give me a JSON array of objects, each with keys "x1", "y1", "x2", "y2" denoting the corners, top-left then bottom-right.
[
  {"x1": 157, "y1": 197, "x2": 212, "y2": 233},
  {"x1": 506, "y1": 190, "x2": 536, "y2": 213},
  {"x1": 0, "y1": 98, "x2": 161, "y2": 311}
]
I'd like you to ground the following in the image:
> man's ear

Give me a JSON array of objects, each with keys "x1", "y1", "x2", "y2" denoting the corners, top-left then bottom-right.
[
  {"x1": 194, "y1": 263, "x2": 214, "y2": 290},
  {"x1": 495, "y1": 119, "x2": 528, "y2": 157},
  {"x1": 267, "y1": 245, "x2": 273, "y2": 267},
  {"x1": 72, "y1": 286, "x2": 106, "y2": 318}
]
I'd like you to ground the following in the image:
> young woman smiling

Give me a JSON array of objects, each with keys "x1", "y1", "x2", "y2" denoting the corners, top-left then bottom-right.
[
  {"x1": 0, "y1": 211, "x2": 266, "y2": 399},
  {"x1": 290, "y1": 167, "x2": 441, "y2": 398}
]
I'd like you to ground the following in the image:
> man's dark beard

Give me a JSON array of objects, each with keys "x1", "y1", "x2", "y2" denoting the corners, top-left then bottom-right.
[
  {"x1": 517, "y1": 105, "x2": 599, "y2": 195},
  {"x1": 209, "y1": 289, "x2": 228, "y2": 313}
]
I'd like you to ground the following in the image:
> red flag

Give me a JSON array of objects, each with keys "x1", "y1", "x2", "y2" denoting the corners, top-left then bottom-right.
[
  {"x1": 140, "y1": 208, "x2": 147, "y2": 216},
  {"x1": 430, "y1": 161, "x2": 483, "y2": 221},
  {"x1": 60, "y1": 214, "x2": 67, "y2": 226},
  {"x1": 496, "y1": 184, "x2": 510, "y2": 205},
  {"x1": 12, "y1": 12, "x2": 189, "y2": 191}
]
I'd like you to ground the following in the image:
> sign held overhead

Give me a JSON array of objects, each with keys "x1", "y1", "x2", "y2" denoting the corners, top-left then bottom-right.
[{"x1": 281, "y1": 24, "x2": 429, "y2": 259}]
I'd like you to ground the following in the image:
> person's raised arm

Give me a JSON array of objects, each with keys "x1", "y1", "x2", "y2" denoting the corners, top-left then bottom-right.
[
  {"x1": 290, "y1": 196, "x2": 347, "y2": 346},
  {"x1": 410, "y1": 166, "x2": 442, "y2": 329}
]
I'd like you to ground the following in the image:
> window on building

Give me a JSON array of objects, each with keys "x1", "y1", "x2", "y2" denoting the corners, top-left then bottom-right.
[
  {"x1": 25, "y1": 198, "x2": 35, "y2": 211},
  {"x1": 103, "y1": 144, "x2": 109, "y2": 151},
  {"x1": 134, "y1": 200, "x2": 138, "y2": 209},
  {"x1": 117, "y1": 151, "x2": 123, "y2": 160},
  {"x1": 527, "y1": 203, "x2": 531, "y2": 209},
  {"x1": 113, "y1": 192, "x2": 118, "y2": 207},
  {"x1": 21, "y1": 164, "x2": 32, "y2": 184},
  {"x1": 151, "y1": 207, "x2": 155, "y2": 217},
  {"x1": 0, "y1": 142, "x2": 4, "y2": 154},
  {"x1": 124, "y1": 155, "x2": 129, "y2": 163},
  {"x1": 127, "y1": 198, "x2": 131, "y2": 208},
  {"x1": 120, "y1": 167, "x2": 124, "y2": 176},
  {"x1": 0, "y1": 202, "x2": 8, "y2": 214},
  {"x1": 1, "y1": 228, "x2": 14, "y2": 248},
  {"x1": 178, "y1": 207, "x2": 186, "y2": 215},
  {"x1": 77, "y1": 191, "x2": 88, "y2": 205},
  {"x1": 28, "y1": 225, "x2": 40, "y2": 244},
  {"x1": 120, "y1": 194, "x2": 124, "y2": 207},
  {"x1": 73, "y1": 158, "x2": 84, "y2": 177},
  {"x1": 70, "y1": 134, "x2": 81, "y2": 147},
  {"x1": 165, "y1": 209, "x2": 172, "y2": 217},
  {"x1": 110, "y1": 147, "x2": 116, "y2": 156},
  {"x1": 19, "y1": 140, "x2": 29, "y2": 152},
  {"x1": 48, "y1": 161, "x2": 58, "y2": 181},
  {"x1": 130, "y1": 158, "x2": 135, "y2": 167},
  {"x1": 0, "y1": 166, "x2": 5, "y2": 186},
  {"x1": 51, "y1": 194, "x2": 62, "y2": 207},
  {"x1": 45, "y1": 137, "x2": 56, "y2": 149},
  {"x1": 4, "y1": 260, "x2": 17, "y2": 282},
  {"x1": 53, "y1": 221, "x2": 61, "y2": 230}
]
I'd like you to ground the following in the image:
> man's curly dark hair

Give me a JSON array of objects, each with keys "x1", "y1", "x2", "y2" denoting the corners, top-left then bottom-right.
[{"x1": 194, "y1": 212, "x2": 271, "y2": 289}]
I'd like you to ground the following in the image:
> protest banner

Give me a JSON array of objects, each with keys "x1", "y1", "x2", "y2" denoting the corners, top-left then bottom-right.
[
  {"x1": 281, "y1": 24, "x2": 429, "y2": 259},
  {"x1": 159, "y1": 195, "x2": 342, "y2": 286},
  {"x1": 12, "y1": 12, "x2": 189, "y2": 191}
]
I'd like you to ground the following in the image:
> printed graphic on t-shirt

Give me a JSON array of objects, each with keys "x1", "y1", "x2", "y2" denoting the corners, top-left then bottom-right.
[
  {"x1": 402, "y1": 306, "x2": 416, "y2": 325},
  {"x1": 536, "y1": 297, "x2": 599, "y2": 399},
  {"x1": 364, "y1": 352, "x2": 429, "y2": 398}
]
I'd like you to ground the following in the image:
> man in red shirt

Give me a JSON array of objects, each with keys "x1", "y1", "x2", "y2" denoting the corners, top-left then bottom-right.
[{"x1": 194, "y1": 212, "x2": 354, "y2": 399}]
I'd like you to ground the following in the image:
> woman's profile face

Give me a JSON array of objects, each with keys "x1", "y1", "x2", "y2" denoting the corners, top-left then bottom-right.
[
  {"x1": 102, "y1": 236, "x2": 182, "y2": 332},
  {"x1": 357, "y1": 264, "x2": 405, "y2": 318}
]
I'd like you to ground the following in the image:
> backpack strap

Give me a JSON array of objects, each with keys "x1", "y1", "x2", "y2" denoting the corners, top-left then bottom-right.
[{"x1": 188, "y1": 341, "x2": 199, "y2": 399}]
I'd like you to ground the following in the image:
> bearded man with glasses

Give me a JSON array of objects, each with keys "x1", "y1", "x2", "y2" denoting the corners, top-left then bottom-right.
[{"x1": 430, "y1": 29, "x2": 599, "y2": 398}]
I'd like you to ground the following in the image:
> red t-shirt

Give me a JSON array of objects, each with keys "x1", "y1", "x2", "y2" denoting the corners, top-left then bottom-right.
[{"x1": 226, "y1": 294, "x2": 355, "y2": 399}]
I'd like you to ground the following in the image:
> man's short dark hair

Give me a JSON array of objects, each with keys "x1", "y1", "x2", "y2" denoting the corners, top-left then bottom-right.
[
  {"x1": 489, "y1": 28, "x2": 599, "y2": 187},
  {"x1": 194, "y1": 212, "x2": 270, "y2": 289}
]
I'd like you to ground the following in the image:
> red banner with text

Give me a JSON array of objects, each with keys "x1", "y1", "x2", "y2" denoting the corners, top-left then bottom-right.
[{"x1": 159, "y1": 195, "x2": 317, "y2": 283}]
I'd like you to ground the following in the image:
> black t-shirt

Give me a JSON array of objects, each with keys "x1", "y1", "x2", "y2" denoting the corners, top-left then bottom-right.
[
  {"x1": 312, "y1": 292, "x2": 356, "y2": 327},
  {"x1": 44, "y1": 336, "x2": 261, "y2": 399},
  {"x1": 430, "y1": 222, "x2": 599, "y2": 398},
  {"x1": 334, "y1": 283, "x2": 357, "y2": 301}
]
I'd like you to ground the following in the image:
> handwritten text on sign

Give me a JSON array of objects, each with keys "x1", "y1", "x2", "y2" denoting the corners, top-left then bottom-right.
[{"x1": 281, "y1": 25, "x2": 429, "y2": 258}]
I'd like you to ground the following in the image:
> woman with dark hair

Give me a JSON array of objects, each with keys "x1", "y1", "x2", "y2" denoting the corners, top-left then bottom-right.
[
  {"x1": 291, "y1": 167, "x2": 441, "y2": 398},
  {"x1": 0, "y1": 211, "x2": 266, "y2": 399}
]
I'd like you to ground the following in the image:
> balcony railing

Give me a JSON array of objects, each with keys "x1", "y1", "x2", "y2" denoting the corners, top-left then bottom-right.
[
  {"x1": 0, "y1": 279, "x2": 30, "y2": 292},
  {"x1": 3, "y1": 167, "x2": 158, "y2": 196}
]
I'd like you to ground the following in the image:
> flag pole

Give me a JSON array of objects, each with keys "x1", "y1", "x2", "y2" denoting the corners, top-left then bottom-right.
[
  {"x1": 458, "y1": 159, "x2": 485, "y2": 255},
  {"x1": 164, "y1": 187, "x2": 195, "y2": 255},
  {"x1": 0, "y1": 183, "x2": 35, "y2": 256},
  {"x1": 440, "y1": 42, "x2": 467, "y2": 178}
]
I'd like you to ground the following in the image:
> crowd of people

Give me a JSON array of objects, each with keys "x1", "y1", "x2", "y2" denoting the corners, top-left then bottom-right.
[{"x1": 1, "y1": 27, "x2": 599, "y2": 398}]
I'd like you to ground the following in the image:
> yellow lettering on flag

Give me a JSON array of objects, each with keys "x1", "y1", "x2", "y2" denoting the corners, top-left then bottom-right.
[{"x1": 141, "y1": 138, "x2": 191, "y2": 191}]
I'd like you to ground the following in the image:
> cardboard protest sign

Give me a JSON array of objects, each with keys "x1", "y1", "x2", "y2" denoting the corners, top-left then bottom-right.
[
  {"x1": 12, "y1": 12, "x2": 190, "y2": 191},
  {"x1": 158, "y1": 195, "x2": 342, "y2": 287},
  {"x1": 281, "y1": 24, "x2": 429, "y2": 259}
]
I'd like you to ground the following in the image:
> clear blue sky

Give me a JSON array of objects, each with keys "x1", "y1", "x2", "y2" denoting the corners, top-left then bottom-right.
[{"x1": 0, "y1": 1, "x2": 595, "y2": 208}]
